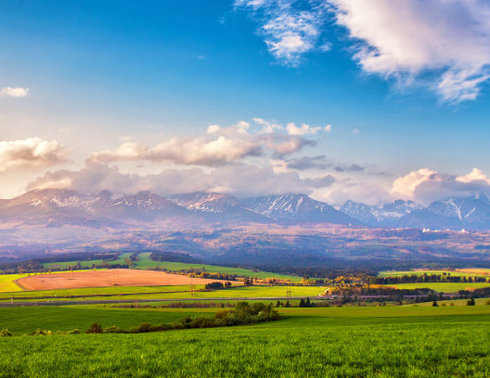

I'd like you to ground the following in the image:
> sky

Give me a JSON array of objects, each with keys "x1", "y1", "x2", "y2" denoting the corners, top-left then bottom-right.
[{"x1": 0, "y1": 0, "x2": 489, "y2": 205}]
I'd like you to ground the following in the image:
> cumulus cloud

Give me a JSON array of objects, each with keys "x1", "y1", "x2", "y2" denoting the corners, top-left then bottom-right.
[
  {"x1": 88, "y1": 122, "x2": 315, "y2": 166},
  {"x1": 0, "y1": 87, "x2": 29, "y2": 98},
  {"x1": 0, "y1": 137, "x2": 68, "y2": 172},
  {"x1": 391, "y1": 167, "x2": 490, "y2": 204},
  {"x1": 235, "y1": 0, "x2": 329, "y2": 66},
  {"x1": 27, "y1": 162, "x2": 332, "y2": 197},
  {"x1": 237, "y1": 0, "x2": 490, "y2": 102}
]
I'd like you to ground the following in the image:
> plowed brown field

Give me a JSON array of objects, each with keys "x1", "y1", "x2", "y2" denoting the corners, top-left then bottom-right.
[{"x1": 16, "y1": 269, "x2": 238, "y2": 290}]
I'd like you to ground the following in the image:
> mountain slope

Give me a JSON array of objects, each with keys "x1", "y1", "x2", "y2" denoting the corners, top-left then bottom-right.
[
  {"x1": 399, "y1": 194, "x2": 490, "y2": 230},
  {"x1": 243, "y1": 193, "x2": 361, "y2": 225}
]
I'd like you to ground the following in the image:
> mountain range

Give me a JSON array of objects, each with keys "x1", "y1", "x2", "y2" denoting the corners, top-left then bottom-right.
[
  {"x1": 341, "y1": 194, "x2": 490, "y2": 230},
  {"x1": 0, "y1": 189, "x2": 489, "y2": 230}
]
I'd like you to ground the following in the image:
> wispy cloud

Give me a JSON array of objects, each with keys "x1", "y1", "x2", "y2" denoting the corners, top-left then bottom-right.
[
  {"x1": 235, "y1": 0, "x2": 329, "y2": 66},
  {"x1": 236, "y1": 0, "x2": 490, "y2": 102}
]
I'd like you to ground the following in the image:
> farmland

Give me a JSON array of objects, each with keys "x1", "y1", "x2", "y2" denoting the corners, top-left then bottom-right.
[
  {"x1": 16, "y1": 269, "x2": 235, "y2": 290},
  {"x1": 0, "y1": 284, "x2": 325, "y2": 303},
  {"x1": 0, "y1": 305, "x2": 489, "y2": 376},
  {"x1": 43, "y1": 252, "x2": 302, "y2": 282}
]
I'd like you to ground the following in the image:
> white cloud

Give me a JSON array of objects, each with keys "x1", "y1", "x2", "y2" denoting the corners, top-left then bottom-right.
[
  {"x1": 456, "y1": 168, "x2": 490, "y2": 184},
  {"x1": 329, "y1": 0, "x2": 490, "y2": 102},
  {"x1": 206, "y1": 124, "x2": 221, "y2": 134},
  {"x1": 0, "y1": 87, "x2": 29, "y2": 98},
  {"x1": 286, "y1": 122, "x2": 322, "y2": 135},
  {"x1": 237, "y1": 0, "x2": 490, "y2": 102},
  {"x1": 352, "y1": 128, "x2": 360, "y2": 135},
  {"x1": 324, "y1": 124, "x2": 332, "y2": 133},
  {"x1": 391, "y1": 167, "x2": 490, "y2": 204},
  {"x1": 88, "y1": 121, "x2": 315, "y2": 166},
  {"x1": 252, "y1": 117, "x2": 282, "y2": 133},
  {"x1": 0, "y1": 137, "x2": 67, "y2": 172}
]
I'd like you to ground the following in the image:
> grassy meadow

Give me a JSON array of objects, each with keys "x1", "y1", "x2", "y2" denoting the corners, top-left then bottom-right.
[
  {"x1": 0, "y1": 305, "x2": 489, "y2": 377},
  {"x1": 379, "y1": 268, "x2": 490, "y2": 278},
  {"x1": 0, "y1": 274, "x2": 29, "y2": 293},
  {"x1": 0, "y1": 285, "x2": 325, "y2": 303},
  {"x1": 382, "y1": 282, "x2": 490, "y2": 291}
]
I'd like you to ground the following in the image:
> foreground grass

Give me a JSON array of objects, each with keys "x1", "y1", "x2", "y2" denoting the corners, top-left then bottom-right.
[{"x1": 0, "y1": 306, "x2": 488, "y2": 377}]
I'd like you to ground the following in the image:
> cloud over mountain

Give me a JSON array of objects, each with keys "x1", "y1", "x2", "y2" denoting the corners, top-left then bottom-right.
[
  {"x1": 27, "y1": 162, "x2": 334, "y2": 198},
  {"x1": 391, "y1": 167, "x2": 490, "y2": 204}
]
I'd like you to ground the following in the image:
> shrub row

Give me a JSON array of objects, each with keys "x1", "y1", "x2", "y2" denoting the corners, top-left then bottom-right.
[{"x1": 88, "y1": 302, "x2": 280, "y2": 334}]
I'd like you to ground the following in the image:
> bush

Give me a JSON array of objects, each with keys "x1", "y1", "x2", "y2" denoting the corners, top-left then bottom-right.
[
  {"x1": 131, "y1": 323, "x2": 153, "y2": 333},
  {"x1": 66, "y1": 329, "x2": 80, "y2": 335},
  {"x1": 86, "y1": 323, "x2": 103, "y2": 334},
  {"x1": 31, "y1": 329, "x2": 51, "y2": 336},
  {"x1": 467, "y1": 298, "x2": 476, "y2": 306},
  {"x1": 104, "y1": 326, "x2": 123, "y2": 333},
  {"x1": 0, "y1": 328, "x2": 12, "y2": 337}
]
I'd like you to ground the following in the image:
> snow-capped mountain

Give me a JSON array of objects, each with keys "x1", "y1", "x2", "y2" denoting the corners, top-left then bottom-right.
[
  {"x1": 1, "y1": 189, "x2": 488, "y2": 230},
  {"x1": 242, "y1": 193, "x2": 360, "y2": 225},
  {"x1": 399, "y1": 194, "x2": 490, "y2": 230},
  {"x1": 167, "y1": 192, "x2": 271, "y2": 222},
  {"x1": 341, "y1": 199, "x2": 420, "y2": 227},
  {"x1": 341, "y1": 195, "x2": 490, "y2": 230}
]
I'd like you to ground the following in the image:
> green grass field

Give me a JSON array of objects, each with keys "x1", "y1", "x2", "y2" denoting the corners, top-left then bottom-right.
[
  {"x1": 42, "y1": 252, "x2": 302, "y2": 281},
  {"x1": 0, "y1": 274, "x2": 29, "y2": 293},
  {"x1": 379, "y1": 268, "x2": 490, "y2": 278},
  {"x1": 383, "y1": 282, "x2": 490, "y2": 291},
  {"x1": 0, "y1": 270, "x2": 110, "y2": 294},
  {"x1": 0, "y1": 305, "x2": 488, "y2": 376},
  {"x1": 42, "y1": 253, "x2": 133, "y2": 269},
  {"x1": 0, "y1": 285, "x2": 324, "y2": 303}
]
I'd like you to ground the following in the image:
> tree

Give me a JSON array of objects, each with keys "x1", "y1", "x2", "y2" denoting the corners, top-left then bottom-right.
[
  {"x1": 285, "y1": 300, "x2": 290, "y2": 308},
  {"x1": 299, "y1": 298, "x2": 306, "y2": 307},
  {"x1": 432, "y1": 300, "x2": 438, "y2": 307},
  {"x1": 305, "y1": 297, "x2": 311, "y2": 307},
  {"x1": 467, "y1": 298, "x2": 476, "y2": 306}
]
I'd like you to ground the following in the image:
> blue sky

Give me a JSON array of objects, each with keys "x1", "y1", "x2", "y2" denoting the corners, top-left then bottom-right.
[{"x1": 0, "y1": 0, "x2": 489, "y2": 204}]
